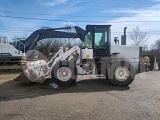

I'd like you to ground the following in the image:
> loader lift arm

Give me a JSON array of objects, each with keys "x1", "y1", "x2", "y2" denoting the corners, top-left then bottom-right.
[{"x1": 16, "y1": 26, "x2": 86, "y2": 52}]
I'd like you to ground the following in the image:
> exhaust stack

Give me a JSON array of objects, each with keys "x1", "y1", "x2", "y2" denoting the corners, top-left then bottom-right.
[{"x1": 121, "y1": 27, "x2": 127, "y2": 45}]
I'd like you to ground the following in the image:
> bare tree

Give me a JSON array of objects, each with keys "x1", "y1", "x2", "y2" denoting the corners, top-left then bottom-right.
[
  {"x1": 37, "y1": 23, "x2": 82, "y2": 58},
  {"x1": 129, "y1": 26, "x2": 149, "y2": 46},
  {"x1": 37, "y1": 39, "x2": 61, "y2": 58},
  {"x1": 143, "y1": 40, "x2": 160, "y2": 62},
  {"x1": 154, "y1": 39, "x2": 160, "y2": 49},
  {"x1": 142, "y1": 44, "x2": 148, "y2": 52},
  {"x1": 64, "y1": 23, "x2": 82, "y2": 47}
]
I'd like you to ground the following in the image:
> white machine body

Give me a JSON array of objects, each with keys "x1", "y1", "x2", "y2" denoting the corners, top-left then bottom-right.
[
  {"x1": 23, "y1": 44, "x2": 142, "y2": 82},
  {"x1": 110, "y1": 44, "x2": 140, "y2": 69}
]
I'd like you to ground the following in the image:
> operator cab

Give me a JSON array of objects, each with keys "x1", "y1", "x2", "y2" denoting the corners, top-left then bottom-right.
[{"x1": 83, "y1": 25, "x2": 111, "y2": 58}]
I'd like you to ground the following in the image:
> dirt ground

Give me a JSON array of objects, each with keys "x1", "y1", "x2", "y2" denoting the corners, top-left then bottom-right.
[{"x1": 0, "y1": 71, "x2": 160, "y2": 120}]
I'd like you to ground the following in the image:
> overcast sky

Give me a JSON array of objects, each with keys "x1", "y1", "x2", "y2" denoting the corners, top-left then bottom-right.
[{"x1": 0, "y1": 0, "x2": 160, "y2": 48}]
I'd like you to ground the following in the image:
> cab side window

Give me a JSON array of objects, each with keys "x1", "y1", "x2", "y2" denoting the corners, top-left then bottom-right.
[{"x1": 94, "y1": 28, "x2": 108, "y2": 49}]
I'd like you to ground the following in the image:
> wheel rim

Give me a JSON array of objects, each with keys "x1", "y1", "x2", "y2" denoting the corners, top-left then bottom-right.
[
  {"x1": 114, "y1": 66, "x2": 130, "y2": 81},
  {"x1": 57, "y1": 67, "x2": 72, "y2": 81}
]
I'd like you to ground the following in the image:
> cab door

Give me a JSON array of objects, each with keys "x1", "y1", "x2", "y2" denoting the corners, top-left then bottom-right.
[{"x1": 93, "y1": 26, "x2": 110, "y2": 58}]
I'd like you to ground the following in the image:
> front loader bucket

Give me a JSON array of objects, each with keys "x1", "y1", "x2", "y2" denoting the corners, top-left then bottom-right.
[{"x1": 14, "y1": 72, "x2": 31, "y2": 83}]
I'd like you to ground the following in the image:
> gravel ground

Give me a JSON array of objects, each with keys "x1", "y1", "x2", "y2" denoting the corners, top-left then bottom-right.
[{"x1": 0, "y1": 71, "x2": 160, "y2": 120}]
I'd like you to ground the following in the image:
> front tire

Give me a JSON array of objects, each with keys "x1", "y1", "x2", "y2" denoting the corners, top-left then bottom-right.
[
  {"x1": 110, "y1": 61, "x2": 136, "y2": 87},
  {"x1": 51, "y1": 60, "x2": 78, "y2": 87}
]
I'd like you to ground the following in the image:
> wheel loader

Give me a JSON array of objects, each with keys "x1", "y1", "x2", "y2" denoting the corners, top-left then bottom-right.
[{"x1": 14, "y1": 25, "x2": 148, "y2": 87}]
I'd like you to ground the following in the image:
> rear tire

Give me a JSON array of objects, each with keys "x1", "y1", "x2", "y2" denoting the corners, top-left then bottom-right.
[
  {"x1": 51, "y1": 60, "x2": 78, "y2": 87},
  {"x1": 110, "y1": 61, "x2": 136, "y2": 87}
]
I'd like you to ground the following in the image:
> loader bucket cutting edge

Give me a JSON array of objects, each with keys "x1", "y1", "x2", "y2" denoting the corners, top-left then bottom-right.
[{"x1": 14, "y1": 72, "x2": 31, "y2": 83}]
